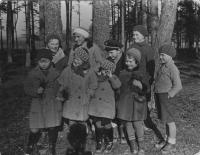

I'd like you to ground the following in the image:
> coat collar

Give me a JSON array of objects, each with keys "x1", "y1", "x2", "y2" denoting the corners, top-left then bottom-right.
[
  {"x1": 162, "y1": 59, "x2": 174, "y2": 68},
  {"x1": 34, "y1": 65, "x2": 59, "y2": 83}
]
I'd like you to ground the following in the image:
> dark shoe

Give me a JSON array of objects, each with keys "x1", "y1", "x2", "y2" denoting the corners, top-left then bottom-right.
[
  {"x1": 26, "y1": 131, "x2": 41, "y2": 154},
  {"x1": 155, "y1": 140, "x2": 167, "y2": 149},
  {"x1": 161, "y1": 142, "x2": 176, "y2": 154},
  {"x1": 104, "y1": 128, "x2": 114, "y2": 153},
  {"x1": 129, "y1": 140, "x2": 138, "y2": 154},
  {"x1": 95, "y1": 128, "x2": 104, "y2": 153},
  {"x1": 48, "y1": 127, "x2": 58, "y2": 155}
]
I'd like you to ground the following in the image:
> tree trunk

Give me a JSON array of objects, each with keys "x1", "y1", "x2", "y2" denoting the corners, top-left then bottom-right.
[
  {"x1": 153, "y1": 0, "x2": 178, "y2": 76},
  {"x1": 25, "y1": 1, "x2": 31, "y2": 67},
  {"x1": 141, "y1": 0, "x2": 147, "y2": 27},
  {"x1": 31, "y1": 1, "x2": 35, "y2": 54},
  {"x1": 69, "y1": 0, "x2": 72, "y2": 41},
  {"x1": 111, "y1": 0, "x2": 115, "y2": 40},
  {"x1": 150, "y1": 0, "x2": 159, "y2": 46},
  {"x1": 7, "y1": 1, "x2": 13, "y2": 63},
  {"x1": 120, "y1": 0, "x2": 125, "y2": 51},
  {"x1": 65, "y1": 0, "x2": 70, "y2": 52},
  {"x1": 176, "y1": 9, "x2": 179, "y2": 52},
  {"x1": 134, "y1": 0, "x2": 138, "y2": 25},
  {"x1": 44, "y1": 0, "x2": 62, "y2": 44},
  {"x1": 0, "y1": 10, "x2": 4, "y2": 52},
  {"x1": 93, "y1": 0, "x2": 110, "y2": 53},
  {"x1": 39, "y1": 0, "x2": 45, "y2": 48},
  {"x1": 14, "y1": 0, "x2": 19, "y2": 53}
]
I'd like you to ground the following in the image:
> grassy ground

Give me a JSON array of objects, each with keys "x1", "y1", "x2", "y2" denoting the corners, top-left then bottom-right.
[{"x1": 0, "y1": 56, "x2": 200, "y2": 155}]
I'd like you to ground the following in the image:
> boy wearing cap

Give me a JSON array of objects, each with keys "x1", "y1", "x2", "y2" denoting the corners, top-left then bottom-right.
[
  {"x1": 46, "y1": 34, "x2": 69, "y2": 73},
  {"x1": 154, "y1": 44, "x2": 182, "y2": 154},
  {"x1": 58, "y1": 47, "x2": 98, "y2": 154},
  {"x1": 117, "y1": 48, "x2": 147, "y2": 155},
  {"x1": 68, "y1": 27, "x2": 104, "y2": 72},
  {"x1": 104, "y1": 39, "x2": 126, "y2": 143},
  {"x1": 88, "y1": 59, "x2": 121, "y2": 153},
  {"x1": 24, "y1": 49, "x2": 62, "y2": 155}
]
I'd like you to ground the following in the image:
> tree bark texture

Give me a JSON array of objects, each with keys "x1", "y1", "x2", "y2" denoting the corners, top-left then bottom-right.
[
  {"x1": 44, "y1": 0, "x2": 62, "y2": 44},
  {"x1": 120, "y1": 0, "x2": 125, "y2": 51},
  {"x1": 65, "y1": 0, "x2": 70, "y2": 52},
  {"x1": 150, "y1": 0, "x2": 159, "y2": 46},
  {"x1": 141, "y1": 0, "x2": 147, "y2": 27},
  {"x1": 31, "y1": 1, "x2": 36, "y2": 54},
  {"x1": 153, "y1": 0, "x2": 178, "y2": 77},
  {"x1": 93, "y1": 0, "x2": 110, "y2": 52},
  {"x1": 25, "y1": 1, "x2": 31, "y2": 67},
  {"x1": 39, "y1": 0, "x2": 45, "y2": 48},
  {"x1": 7, "y1": 1, "x2": 13, "y2": 63}
]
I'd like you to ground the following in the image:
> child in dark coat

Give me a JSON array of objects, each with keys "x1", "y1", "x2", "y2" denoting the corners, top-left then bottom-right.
[
  {"x1": 117, "y1": 48, "x2": 147, "y2": 155},
  {"x1": 88, "y1": 59, "x2": 121, "y2": 153},
  {"x1": 24, "y1": 49, "x2": 62, "y2": 155},
  {"x1": 154, "y1": 44, "x2": 182, "y2": 154}
]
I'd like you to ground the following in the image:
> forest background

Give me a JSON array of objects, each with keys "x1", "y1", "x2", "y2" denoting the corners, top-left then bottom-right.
[{"x1": 1, "y1": 0, "x2": 200, "y2": 155}]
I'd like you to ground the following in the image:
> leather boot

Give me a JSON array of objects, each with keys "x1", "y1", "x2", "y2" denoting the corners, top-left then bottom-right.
[
  {"x1": 95, "y1": 127, "x2": 104, "y2": 153},
  {"x1": 104, "y1": 128, "x2": 114, "y2": 153},
  {"x1": 138, "y1": 140, "x2": 145, "y2": 155},
  {"x1": 118, "y1": 126, "x2": 127, "y2": 144},
  {"x1": 26, "y1": 131, "x2": 41, "y2": 154},
  {"x1": 129, "y1": 140, "x2": 138, "y2": 155},
  {"x1": 48, "y1": 127, "x2": 58, "y2": 155}
]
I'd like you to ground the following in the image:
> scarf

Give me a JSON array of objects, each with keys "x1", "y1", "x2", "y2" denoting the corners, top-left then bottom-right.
[{"x1": 51, "y1": 48, "x2": 65, "y2": 64}]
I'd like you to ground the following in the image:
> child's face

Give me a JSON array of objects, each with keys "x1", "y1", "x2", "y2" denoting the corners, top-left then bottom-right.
[
  {"x1": 125, "y1": 57, "x2": 137, "y2": 70},
  {"x1": 108, "y1": 49, "x2": 121, "y2": 60},
  {"x1": 133, "y1": 31, "x2": 145, "y2": 43},
  {"x1": 48, "y1": 39, "x2": 59, "y2": 54},
  {"x1": 74, "y1": 33, "x2": 85, "y2": 46},
  {"x1": 73, "y1": 57, "x2": 83, "y2": 67},
  {"x1": 159, "y1": 53, "x2": 172, "y2": 64},
  {"x1": 38, "y1": 58, "x2": 51, "y2": 69}
]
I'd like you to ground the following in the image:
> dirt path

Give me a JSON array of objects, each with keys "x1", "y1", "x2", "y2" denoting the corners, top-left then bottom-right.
[{"x1": 1, "y1": 58, "x2": 200, "y2": 155}]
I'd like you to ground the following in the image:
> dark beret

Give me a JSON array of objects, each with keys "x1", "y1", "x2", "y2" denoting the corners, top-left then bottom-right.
[
  {"x1": 133, "y1": 25, "x2": 148, "y2": 37},
  {"x1": 37, "y1": 49, "x2": 53, "y2": 61},
  {"x1": 104, "y1": 40, "x2": 123, "y2": 51}
]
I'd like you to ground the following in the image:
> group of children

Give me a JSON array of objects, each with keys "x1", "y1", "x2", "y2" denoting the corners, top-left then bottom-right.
[{"x1": 24, "y1": 26, "x2": 182, "y2": 155}]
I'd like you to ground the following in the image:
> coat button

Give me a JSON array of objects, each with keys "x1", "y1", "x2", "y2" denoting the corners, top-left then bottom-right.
[
  {"x1": 78, "y1": 96, "x2": 81, "y2": 99},
  {"x1": 99, "y1": 98, "x2": 102, "y2": 100}
]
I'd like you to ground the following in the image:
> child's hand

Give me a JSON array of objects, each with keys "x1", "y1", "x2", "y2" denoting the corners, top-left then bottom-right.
[
  {"x1": 132, "y1": 79, "x2": 142, "y2": 90},
  {"x1": 37, "y1": 87, "x2": 44, "y2": 94},
  {"x1": 106, "y1": 70, "x2": 112, "y2": 78}
]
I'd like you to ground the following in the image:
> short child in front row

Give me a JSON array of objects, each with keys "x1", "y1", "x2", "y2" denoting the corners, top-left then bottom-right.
[
  {"x1": 88, "y1": 59, "x2": 121, "y2": 153},
  {"x1": 117, "y1": 48, "x2": 147, "y2": 155},
  {"x1": 154, "y1": 44, "x2": 182, "y2": 154}
]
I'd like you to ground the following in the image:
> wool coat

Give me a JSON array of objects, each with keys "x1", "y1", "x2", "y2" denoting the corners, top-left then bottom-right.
[
  {"x1": 58, "y1": 66, "x2": 98, "y2": 121},
  {"x1": 88, "y1": 75, "x2": 121, "y2": 119},
  {"x1": 116, "y1": 68, "x2": 147, "y2": 121},
  {"x1": 128, "y1": 41, "x2": 155, "y2": 93},
  {"x1": 68, "y1": 42, "x2": 104, "y2": 72},
  {"x1": 24, "y1": 66, "x2": 62, "y2": 128}
]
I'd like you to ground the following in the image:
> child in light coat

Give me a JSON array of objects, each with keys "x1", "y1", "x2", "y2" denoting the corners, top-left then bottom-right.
[
  {"x1": 88, "y1": 59, "x2": 121, "y2": 153},
  {"x1": 57, "y1": 47, "x2": 98, "y2": 154},
  {"x1": 154, "y1": 44, "x2": 182, "y2": 154}
]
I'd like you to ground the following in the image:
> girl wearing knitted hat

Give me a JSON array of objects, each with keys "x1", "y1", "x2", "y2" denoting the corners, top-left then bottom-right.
[
  {"x1": 46, "y1": 34, "x2": 68, "y2": 73},
  {"x1": 88, "y1": 59, "x2": 121, "y2": 153},
  {"x1": 68, "y1": 27, "x2": 104, "y2": 72},
  {"x1": 24, "y1": 49, "x2": 62, "y2": 155},
  {"x1": 116, "y1": 48, "x2": 147, "y2": 155},
  {"x1": 154, "y1": 44, "x2": 182, "y2": 154},
  {"x1": 57, "y1": 47, "x2": 98, "y2": 154}
]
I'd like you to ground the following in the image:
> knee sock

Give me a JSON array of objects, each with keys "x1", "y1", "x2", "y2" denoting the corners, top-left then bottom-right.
[
  {"x1": 167, "y1": 122, "x2": 176, "y2": 144},
  {"x1": 126, "y1": 122, "x2": 135, "y2": 140},
  {"x1": 133, "y1": 121, "x2": 144, "y2": 141}
]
